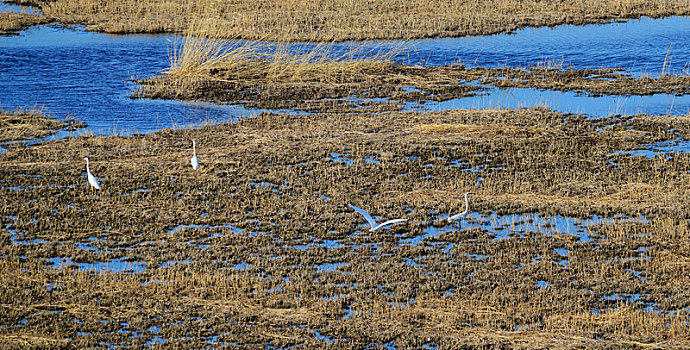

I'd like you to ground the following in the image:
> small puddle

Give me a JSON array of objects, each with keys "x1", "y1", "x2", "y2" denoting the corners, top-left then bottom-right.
[
  {"x1": 611, "y1": 138, "x2": 690, "y2": 159},
  {"x1": 405, "y1": 87, "x2": 690, "y2": 118},
  {"x1": 45, "y1": 257, "x2": 147, "y2": 274},
  {"x1": 314, "y1": 262, "x2": 346, "y2": 273},
  {"x1": 402, "y1": 212, "x2": 647, "y2": 246},
  {"x1": 0, "y1": 2, "x2": 41, "y2": 15}
]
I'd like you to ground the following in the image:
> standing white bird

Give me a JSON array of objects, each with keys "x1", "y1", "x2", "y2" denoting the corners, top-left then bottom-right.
[
  {"x1": 448, "y1": 192, "x2": 473, "y2": 223},
  {"x1": 190, "y1": 139, "x2": 199, "y2": 170},
  {"x1": 83, "y1": 157, "x2": 101, "y2": 190},
  {"x1": 348, "y1": 204, "x2": 407, "y2": 232}
]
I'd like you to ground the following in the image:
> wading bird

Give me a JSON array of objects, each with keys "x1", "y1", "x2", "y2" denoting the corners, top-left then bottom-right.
[
  {"x1": 84, "y1": 157, "x2": 101, "y2": 190},
  {"x1": 348, "y1": 204, "x2": 407, "y2": 232},
  {"x1": 448, "y1": 192, "x2": 473, "y2": 223},
  {"x1": 190, "y1": 139, "x2": 199, "y2": 170}
]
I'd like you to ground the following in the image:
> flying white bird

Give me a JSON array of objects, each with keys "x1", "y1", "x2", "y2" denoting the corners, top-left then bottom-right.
[
  {"x1": 190, "y1": 139, "x2": 199, "y2": 170},
  {"x1": 83, "y1": 157, "x2": 101, "y2": 190},
  {"x1": 448, "y1": 192, "x2": 473, "y2": 223},
  {"x1": 348, "y1": 204, "x2": 407, "y2": 232}
]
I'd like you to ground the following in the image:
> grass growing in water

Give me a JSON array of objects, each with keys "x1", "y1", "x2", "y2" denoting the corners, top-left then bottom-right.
[
  {"x1": 2, "y1": 107, "x2": 690, "y2": 347},
  {"x1": 0, "y1": 13, "x2": 48, "y2": 33},
  {"x1": 0, "y1": 108, "x2": 84, "y2": 143},
  {"x1": 138, "y1": 38, "x2": 690, "y2": 113},
  {"x1": 137, "y1": 36, "x2": 479, "y2": 111}
]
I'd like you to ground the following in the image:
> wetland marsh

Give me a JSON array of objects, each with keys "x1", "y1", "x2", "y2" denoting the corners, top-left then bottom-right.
[{"x1": 2, "y1": 1, "x2": 690, "y2": 349}]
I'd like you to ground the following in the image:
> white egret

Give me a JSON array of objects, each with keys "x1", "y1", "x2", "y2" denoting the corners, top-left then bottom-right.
[
  {"x1": 348, "y1": 204, "x2": 407, "y2": 232},
  {"x1": 83, "y1": 157, "x2": 101, "y2": 190},
  {"x1": 448, "y1": 192, "x2": 473, "y2": 223},
  {"x1": 190, "y1": 139, "x2": 199, "y2": 170}
]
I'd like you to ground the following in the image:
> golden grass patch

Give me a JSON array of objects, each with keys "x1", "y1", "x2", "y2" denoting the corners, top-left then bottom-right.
[{"x1": 36, "y1": 0, "x2": 690, "y2": 41}]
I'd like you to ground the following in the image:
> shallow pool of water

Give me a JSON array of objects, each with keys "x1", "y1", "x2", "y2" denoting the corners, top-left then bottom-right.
[
  {"x1": 406, "y1": 86, "x2": 690, "y2": 117},
  {"x1": 0, "y1": 1, "x2": 40, "y2": 15}
]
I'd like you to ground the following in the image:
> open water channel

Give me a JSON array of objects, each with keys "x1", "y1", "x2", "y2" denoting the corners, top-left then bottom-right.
[{"x1": 1, "y1": 4, "x2": 690, "y2": 136}]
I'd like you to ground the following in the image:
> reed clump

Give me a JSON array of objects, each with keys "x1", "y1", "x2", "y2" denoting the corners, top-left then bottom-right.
[
  {"x1": 1, "y1": 107, "x2": 690, "y2": 347},
  {"x1": 135, "y1": 37, "x2": 479, "y2": 111},
  {"x1": 34, "y1": 0, "x2": 690, "y2": 41},
  {"x1": 0, "y1": 13, "x2": 49, "y2": 33},
  {"x1": 0, "y1": 109, "x2": 84, "y2": 143}
]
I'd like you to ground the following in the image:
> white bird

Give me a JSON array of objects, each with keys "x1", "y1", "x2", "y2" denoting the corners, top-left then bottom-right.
[
  {"x1": 190, "y1": 139, "x2": 199, "y2": 170},
  {"x1": 348, "y1": 204, "x2": 407, "y2": 232},
  {"x1": 83, "y1": 157, "x2": 101, "y2": 190},
  {"x1": 448, "y1": 192, "x2": 473, "y2": 223}
]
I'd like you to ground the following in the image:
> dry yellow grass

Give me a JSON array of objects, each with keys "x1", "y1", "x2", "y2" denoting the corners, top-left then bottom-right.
[
  {"x1": 0, "y1": 13, "x2": 48, "y2": 32},
  {"x1": 136, "y1": 37, "x2": 478, "y2": 111},
  {"x1": 37, "y1": 0, "x2": 690, "y2": 41},
  {"x1": 0, "y1": 109, "x2": 84, "y2": 143}
]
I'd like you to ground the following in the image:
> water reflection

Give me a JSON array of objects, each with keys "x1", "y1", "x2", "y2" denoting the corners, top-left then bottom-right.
[
  {"x1": 391, "y1": 16, "x2": 690, "y2": 75},
  {"x1": 401, "y1": 211, "x2": 648, "y2": 245}
]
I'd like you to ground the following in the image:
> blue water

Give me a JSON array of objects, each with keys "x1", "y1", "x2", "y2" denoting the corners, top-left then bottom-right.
[
  {"x1": 1, "y1": 12, "x2": 690, "y2": 136},
  {"x1": 0, "y1": 2, "x2": 41, "y2": 15},
  {"x1": 0, "y1": 25, "x2": 289, "y2": 135},
  {"x1": 395, "y1": 16, "x2": 690, "y2": 75},
  {"x1": 407, "y1": 87, "x2": 690, "y2": 117}
]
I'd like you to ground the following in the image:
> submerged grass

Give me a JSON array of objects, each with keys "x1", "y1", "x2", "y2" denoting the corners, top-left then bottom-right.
[
  {"x1": 1, "y1": 107, "x2": 690, "y2": 347},
  {"x1": 33, "y1": 0, "x2": 690, "y2": 41}
]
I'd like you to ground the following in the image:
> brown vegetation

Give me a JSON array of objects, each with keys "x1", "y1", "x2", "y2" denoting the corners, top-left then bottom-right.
[
  {"x1": 1, "y1": 108, "x2": 689, "y2": 348},
  {"x1": 0, "y1": 13, "x2": 48, "y2": 33},
  {"x1": 33, "y1": 0, "x2": 690, "y2": 41},
  {"x1": 135, "y1": 40, "x2": 690, "y2": 112},
  {"x1": 134, "y1": 38, "x2": 480, "y2": 112},
  {"x1": 0, "y1": 109, "x2": 84, "y2": 143},
  {"x1": 478, "y1": 65, "x2": 690, "y2": 96}
]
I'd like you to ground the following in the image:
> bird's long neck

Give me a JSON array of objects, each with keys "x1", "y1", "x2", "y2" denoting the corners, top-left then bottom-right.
[
  {"x1": 193, "y1": 141, "x2": 196, "y2": 155},
  {"x1": 85, "y1": 159, "x2": 90, "y2": 174},
  {"x1": 463, "y1": 193, "x2": 470, "y2": 213}
]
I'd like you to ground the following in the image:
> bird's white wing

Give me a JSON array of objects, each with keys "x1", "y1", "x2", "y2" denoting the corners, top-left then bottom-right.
[
  {"x1": 448, "y1": 209, "x2": 469, "y2": 222},
  {"x1": 191, "y1": 155, "x2": 199, "y2": 170},
  {"x1": 348, "y1": 204, "x2": 378, "y2": 228},
  {"x1": 447, "y1": 213, "x2": 464, "y2": 222},
  {"x1": 88, "y1": 173, "x2": 101, "y2": 190},
  {"x1": 371, "y1": 218, "x2": 407, "y2": 232}
]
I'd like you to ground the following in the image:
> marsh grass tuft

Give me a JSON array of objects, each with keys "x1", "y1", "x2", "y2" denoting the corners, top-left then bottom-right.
[
  {"x1": 140, "y1": 37, "x2": 690, "y2": 113},
  {"x1": 0, "y1": 12, "x2": 49, "y2": 33},
  {"x1": 137, "y1": 35, "x2": 481, "y2": 111},
  {"x1": 0, "y1": 108, "x2": 85, "y2": 143}
]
